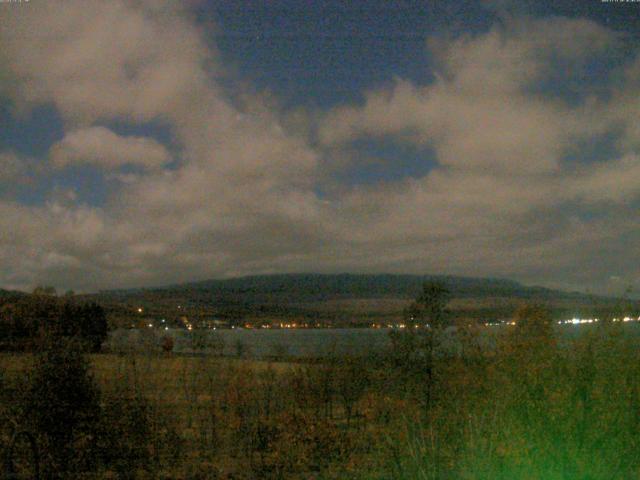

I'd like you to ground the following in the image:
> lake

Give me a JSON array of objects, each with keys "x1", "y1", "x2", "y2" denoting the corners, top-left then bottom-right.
[{"x1": 107, "y1": 322, "x2": 640, "y2": 358}]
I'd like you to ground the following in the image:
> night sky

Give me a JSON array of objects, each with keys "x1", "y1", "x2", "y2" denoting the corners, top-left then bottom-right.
[{"x1": 1, "y1": 0, "x2": 639, "y2": 294}]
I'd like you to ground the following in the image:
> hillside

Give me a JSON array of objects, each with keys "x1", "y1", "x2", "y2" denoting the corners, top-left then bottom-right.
[
  {"x1": 90, "y1": 274, "x2": 631, "y2": 328},
  {"x1": 0, "y1": 288, "x2": 25, "y2": 301}
]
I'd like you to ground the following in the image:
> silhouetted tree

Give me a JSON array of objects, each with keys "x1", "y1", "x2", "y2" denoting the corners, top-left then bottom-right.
[
  {"x1": 391, "y1": 282, "x2": 451, "y2": 413},
  {"x1": 32, "y1": 285, "x2": 57, "y2": 297},
  {"x1": 77, "y1": 302, "x2": 108, "y2": 352},
  {"x1": 405, "y1": 282, "x2": 451, "y2": 329},
  {"x1": 23, "y1": 339, "x2": 102, "y2": 476},
  {"x1": 0, "y1": 295, "x2": 107, "y2": 352}
]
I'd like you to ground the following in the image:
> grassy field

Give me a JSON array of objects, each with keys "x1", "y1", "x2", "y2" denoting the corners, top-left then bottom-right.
[{"x1": 3, "y1": 317, "x2": 640, "y2": 479}]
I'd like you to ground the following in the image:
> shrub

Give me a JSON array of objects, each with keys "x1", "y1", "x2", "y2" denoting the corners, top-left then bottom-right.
[
  {"x1": 98, "y1": 392, "x2": 152, "y2": 478},
  {"x1": 22, "y1": 338, "x2": 102, "y2": 476},
  {"x1": 161, "y1": 335, "x2": 175, "y2": 353}
]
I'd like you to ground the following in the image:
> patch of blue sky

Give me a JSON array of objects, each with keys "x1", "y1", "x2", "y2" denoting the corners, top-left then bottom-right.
[
  {"x1": 97, "y1": 118, "x2": 181, "y2": 169},
  {"x1": 0, "y1": 101, "x2": 178, "y2": 207},
  {"x1": 199, "y1": 0, "x2": 496, "y2": 109},
  {"x1": 100, "y1": 119, "x2": 176, "y2": 150},
  {"x1": 0, "y1": 103, "x2": 64, "y2": 158},
  {"x1": 565, "y1": 199, "x2": 637, "y2": 223},
  {"x1": 561, "y1": 129, "x2": 622, "y2": 168},
  {"x1": 337, "y1": 135, "x2": 438, "y2": 187},
  {"x1": 532, "y1": 0, "x2": 640, "y2": 34},
  {"x1": 14, "y1": 164, "x2": 108, "y2": 208},
  {"x1": 527, "y1": 47, "x2": 635, "y2": 106}
]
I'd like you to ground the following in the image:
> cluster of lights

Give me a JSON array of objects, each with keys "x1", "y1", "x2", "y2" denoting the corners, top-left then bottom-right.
[
  {"x1": 389, "y1": 324, "x2": 429, "y2": 329},
  {"x1": 147, "y1": 322, "x2": 170, "y2": 331},
  {"x1": 479, "y1": 316, "x2": 640, "y2": 327},
  {"x1": 178, "y1": 317, "x2": 192, "y2": 331},
  {"x1": 558, "y1": 316, "x2": 640, "y2": 325},
  {"x1": 559, "y1": 318, "x2": 598, "y2": 325},
  {"x1": 279, "y1": 322, "x2": 298, "y2": 328},
  {"x1": 135, "y1": 312, "x2": 640, "y2": 331}
]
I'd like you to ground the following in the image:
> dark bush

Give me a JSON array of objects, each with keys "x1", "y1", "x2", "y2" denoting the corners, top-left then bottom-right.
[
  {"x1": 22, "y1": 338, "x2": 102, "y2": 476},
  {"x1": 161, "y1": 335, "x2": 175, "y2": 353},
  {"x1": 98, "y1": 392, "x2": 152, "y2": 478}
]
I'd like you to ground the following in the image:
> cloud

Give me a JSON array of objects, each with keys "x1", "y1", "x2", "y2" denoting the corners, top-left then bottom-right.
[
  {"x1": 318, "y1": 16, "x2": 638, "y2": 212},
  {"x1": 570, "y1": 154, "x2": 640, "y2": 203},
  {"x1": 0, "y1": 0, "x2": 212, "y2": 125},
  {"x1": 0, "y1": 151, "x2": 28, "y2": 183},
  {"x1": 0, "y1": 3, "x2": 638, "y2": 295},
  {"x1": 320, "y1": 17, "x2": 617, "y2": 176},
  {"x1": 0, "y1": 151, "x2": 42, "y2": 196},
  {"x1": 314, "y1": 15, "x2": 639, "y2": 293},
  {"x1": 0, "y1": 0, "x2": 325, "y2": 291},
  {"x1": 50, "y1": 127, "x2": 171, "y2": 170}
]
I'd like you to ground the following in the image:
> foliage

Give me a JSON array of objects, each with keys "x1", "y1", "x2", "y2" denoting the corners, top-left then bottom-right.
[
  {"x1": 390, "y1": 311, "x2": 640, "y2": 479},
  {"x1": 403, "y1": 282, "x2": 451, "y2": 329},
  {"x1": 98, "y1": 392, "x2": 153, "y2": 478},
  {"x1": 390, "y1": 282, "x2": 452, "y2": 412},
  {"x1": 3, "y1": 301, "x2": 640, "y2": 478},
  {"x1": 22, "y1": 338, "x2": 102, "y2": 476},
  {"x1": 0, "y1": 293, "x2": 108, "y2": 352}
]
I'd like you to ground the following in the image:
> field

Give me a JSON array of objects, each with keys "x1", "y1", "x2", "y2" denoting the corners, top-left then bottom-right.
[{"x1": 3, "y1": 316, "x2": 640, "y2": 479}]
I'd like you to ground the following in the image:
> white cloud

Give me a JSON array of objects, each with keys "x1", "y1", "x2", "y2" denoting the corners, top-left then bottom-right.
[
  {"x1": 320, "y1": 17, "x2": 617, "y2": 177},
  {"x1": 0, "y1": 0, "x2": 212, "y2": 124},
  {"x1": 50, "y1": 126, "x2": 171, "y2": 170}
]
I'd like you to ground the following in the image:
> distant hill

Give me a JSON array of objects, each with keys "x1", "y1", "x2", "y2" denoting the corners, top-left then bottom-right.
[
  {"x1": 143, "y1": 273, "x2": 581, "y2": 300},
  {"x1": 0, "y1": 288, "x2": 25, "y2": 301},
  {"x1": 90, "y1": 273, "x2": 632, "y2": 328}
]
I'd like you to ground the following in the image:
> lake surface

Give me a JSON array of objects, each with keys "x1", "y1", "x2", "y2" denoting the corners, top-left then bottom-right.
[
  {"x1": 108, "y1": 327, "x2": 394, "y2": 357},
  {"x1": 107, "y1": 323, "x2": 640, "y2": 358}
]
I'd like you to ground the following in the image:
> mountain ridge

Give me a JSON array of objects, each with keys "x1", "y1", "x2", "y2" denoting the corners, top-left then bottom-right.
[
  {"x1": 98, "y1": 272, "x2": 588, "y2": 300},
  {"x1": 76, "y1": 273, "x2": 636, "y2": 327}
]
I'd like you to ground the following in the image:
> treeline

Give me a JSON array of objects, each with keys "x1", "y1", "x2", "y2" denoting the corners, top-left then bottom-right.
[{"x1": 0, "y1": 292, "x2": 108, "y2": 352}]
